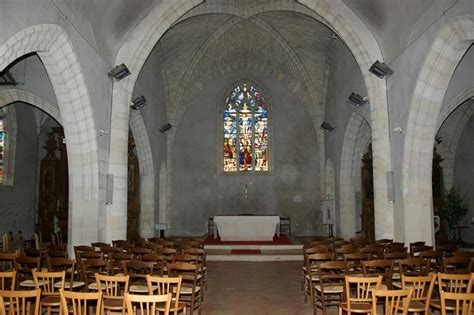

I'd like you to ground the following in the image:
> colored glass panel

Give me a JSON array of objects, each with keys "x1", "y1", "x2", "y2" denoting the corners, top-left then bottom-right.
[
  {"x1": 223, "y1": 82, "x2": 268, "y2": 172},
  {"x1": 223, "y1": 104, "x2": 237, "y2": 172},
  {"x1": 239, "y1": 105, "x2": 252, "y2": 171},
  {"x1": 254, "y1": 105, "x2": 268, "y2": 171}
]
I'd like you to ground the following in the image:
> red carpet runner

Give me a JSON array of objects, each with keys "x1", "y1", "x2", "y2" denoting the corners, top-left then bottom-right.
[{"x1": 203, "y1": 234, "x2": 292, "y2": 245}]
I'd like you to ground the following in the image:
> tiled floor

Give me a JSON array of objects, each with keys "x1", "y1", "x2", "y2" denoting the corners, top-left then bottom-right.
[{"x1": 200, "y1": 261, "x2": 337, "y2": 315}]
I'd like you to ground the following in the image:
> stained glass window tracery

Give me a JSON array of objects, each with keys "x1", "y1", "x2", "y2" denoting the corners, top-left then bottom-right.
[{"x1": 223, "y1": 82, "x2": 268, "y2": 172}]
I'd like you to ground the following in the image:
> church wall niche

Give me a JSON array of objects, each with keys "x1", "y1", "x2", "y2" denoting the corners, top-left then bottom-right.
[{"x1": 171, "y1": 70, "x2": 320, "y2": 236}]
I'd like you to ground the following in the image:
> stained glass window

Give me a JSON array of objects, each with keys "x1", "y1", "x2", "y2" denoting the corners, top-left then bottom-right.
[
  {"x1": 0, "y1": 117, "x2": 4, "y2": 184},
  {"x1": 223, "y1": 82, "x2": 268, "y2": 172}
]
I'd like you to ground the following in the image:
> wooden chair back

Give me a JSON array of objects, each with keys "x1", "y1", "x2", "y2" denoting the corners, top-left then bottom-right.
[
  {"x1": 440, "y1": 291, "x2": 474, "y2": 315},
  {"x1": 437, "y1": 243, "x2": 458, "y2": 257},
  {"x1": 130, "y1": 247, "x2": 152, "y2": 259},
  {"x1": 362, "y1": 259, "x2": 394, "y2": 289},
  {"x1": 146, "y1": 275, "x2": 184, "y2": 315},
  {"x1": 401, "y1": 274, "x2": 436, "y2": 314},
  {"x1": 79, "y1": 258, "x2": 109, "y2": 291},
  {"x1": 0, "y1": 252, "x2": 18, "y2": 271},
  {"x1": 125, "y1": 292, "x2": 172, "y2": 315},
  {"x1": 59, "y1": 289, "x2": 102, "y2": 315},
  {"x1": 0, "y1": 271, "x2": 16, "y2": 290},
  {"x1": 141, "y1": 253, "x2": 166, "y2": 277},
  {"x1": 33, "y1": 270, "x2": 65, "y2": 295},
  {"x1": 371, "y1": 288, "x2": 413, "y2": 315},
  {"x1": 437, "y1": 272, "x2": 473, "y2": 294},
  {"x1": 47, "y1": 257, "x2": 84, "y2": 291},
  {"x1": 398, "y1": 258, "x2": 430, "y2": 276},
  {"x1": 343, "y1": 275, "x2": 382, "y2": 308},
  {"x1": 167, "y1": 262, "x2": 201, "y2": 314},
  {"x1": 14, "y1": 256, "x2": 40, "y2": 288},
  {"x1": 95, "y1": 273, "x2": 129, "y2": 313},
  {"x1": 0, "y1": 288, "x2": 41, "y2": 315},
  {"x1": 109, "y1": 252, "x2": 132, "y2": 275},
  {"x1": 344, "y1": 252, "x2": 371, "y2": 274},
  {"x1": 443, "y1": 255, "x2": 470, "y2": 274},
  {"x1": 123, "y1": 261, "x2": 154, "y2": 293}
]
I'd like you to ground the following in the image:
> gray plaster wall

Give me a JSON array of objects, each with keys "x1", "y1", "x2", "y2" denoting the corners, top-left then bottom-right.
[
  {"x1": 133, "y1": 46, "x2": 168, "y2": 224},
  {"x1": 170, "y1": 71, "x2": 320, "y2": 236},
  {"x1": 324, "y1": 38, "x2": 368, "y2": 236},
  {"x1": 0, "y1": 103, "x2": 39, "y2": 239},
  {"x1": 452, "y1": 116, "x2": 474, "y2": 243}
]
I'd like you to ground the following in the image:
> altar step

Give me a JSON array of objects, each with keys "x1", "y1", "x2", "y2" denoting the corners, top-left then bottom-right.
[{"x1": 204, "y1": 244, "x2": 303, "y2": 262}]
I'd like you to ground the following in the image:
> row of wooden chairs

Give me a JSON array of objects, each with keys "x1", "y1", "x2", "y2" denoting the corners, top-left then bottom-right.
[
  {"x1": 0, "y1": 287, "x2": 173, "y2": 315},
  {"x1": 307, "y1": 258, "x2": 473, "y2": 315},
  {"x1": 0, "y1": 269, "x2": 197, "y2": 315},
  {"x1": 339, "y1": 273, "x2": 474, "y2": 315}
]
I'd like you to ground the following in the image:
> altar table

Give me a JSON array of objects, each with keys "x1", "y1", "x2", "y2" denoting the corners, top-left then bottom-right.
[{"x1": 213, "y1": 215, "x2": 280, "y2": 241}]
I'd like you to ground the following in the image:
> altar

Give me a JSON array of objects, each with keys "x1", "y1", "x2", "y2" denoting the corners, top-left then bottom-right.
[{"x1": 213, "y1": 215, "x2": 280, "y2": 241}]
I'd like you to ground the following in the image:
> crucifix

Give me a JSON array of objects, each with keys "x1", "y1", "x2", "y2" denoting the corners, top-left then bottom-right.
[{"x1": 241, "y1": 182, "x2": 252, "y2": 200}]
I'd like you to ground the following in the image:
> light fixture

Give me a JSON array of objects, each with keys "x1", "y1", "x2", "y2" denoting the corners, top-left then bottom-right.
[
  {"x1": 159, "y1": 123, "x2": 172, "y2": 133},
  {"x1": 108, "y1": 64, "x2": 130, "y2": 81},
  {"x1": 130, "y1": 96, "x2": 147, "y2": 110},
  {"x1": 348, "y1": 93, "x2": 368, "y2": 107},
  {"x1": 320, "y1": 122, "x2": 334, "y2": 133},
  {"x1": 369, "y1": 60, "x2": 393, "y2": 79}
]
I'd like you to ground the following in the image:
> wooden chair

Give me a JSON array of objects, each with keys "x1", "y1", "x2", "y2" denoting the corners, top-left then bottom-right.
[
  {"x1": 338, "y1": 275, "x2": 382, "y2": 315},
  {"x1": 302, "y1": 246, "x2": 332, "y2": 291},
  {"x1": 343, "y1": 252, "x2": 370, "y2": 276},
  {"x1": 73, "y1": 245, "x2": 95, "y2": 262},
  {"x1": 0, "y1": 271, "x2": 16, "y2": 310},
  {"x1": 109, "y1": 252, "x2": 132, "y2": 275},
  {"x1": 0, "y1": 271, "x2": 16, "y2": 291},
  {"x1": 130, "y1": 247, "x2": 152, "y2": 260},
  {"x1": 0, "y1": 289, "x2": 41, "y2": 314},
  {"x1": 409, "y1": 241, "x2": 425, "y2": 253},
  {"x1": 430, "y1": 273, "x2": 473, "y2": 312},
  {"x1": 362, "y1": 259, "x2": 394, "y2": 290},
  {"x1": 393, "y1": 258, "x2": 430, "y2": 289},
  {"x1": 400, "y1": 274, "x2": 435, "y2": 315},
  {"x1": 123, "y1": 260, "x2": 154, "y2": 294},
  {"x1": 440, "y1": 291, "x2": 474, "y2": 315},
  {"x1": 125, "y1": 292, "x2": 172, "y2": 315},
  {"x1": 59, "y1": 289, "x2": 102, "y2": 315},
  {"x1": 91, "y1": 242, "x2": 111, "y2": 251},
  {"x1": 33, "y1": 270, "x2": 65, "y2": 315},
  {"x1": 154, "y1": 248, "x2": 177, "y2": 265},
  {"x1": 95, "y1": 273, "x2": 129, "y2": 314},
  {"x1": 47, "y1": 257, "x2": 85, "y2": 291},
  {"x1": 141, "y1": 253, "x2": 166, "y2": 277},
  {"x1": 442, "y1": 255, "x2": 470, "y2": 274},
  {"x1": 167, "y1": 262, "x2": 201, "y2": 315},
  {"x1": 79, "y1": 258, "x2": 109, "y2": 291},
  {"x1": 419, "y1": 250, "x2": 443, "y2": 273},
  {"x1": 156, "y1": 241, "x2": 175, "y2": 249},
  {"x1": 0, "y1": 252, "x2": 18, "y2": 271},
  {"x1": 146, "y1": 275, "x2": 186, "y2": 315},
  {"x1": 304, "y1": 253, "x2": 334, "y2": 303},
  {"x1": 182, "y1": 248, "x2": 207, "y2": 291},
  {"x1": 314, "y1": 261, "x2": 348, "y2": 315},
  {"x1": 14, "y1": 255, "x2": 40, "y2": 289},
  {"x1": 371, "y1": 288, "x2": 412, "y2": 315},
  {"x1": 437, "y1": 243, "x2": 458, "y2": 257}
]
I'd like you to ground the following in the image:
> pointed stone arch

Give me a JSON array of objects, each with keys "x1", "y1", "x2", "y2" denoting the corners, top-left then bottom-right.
[
  {"x1": 129, "y1": 111, "x2": 155, "y2": 238},
  {"x1": 111, "y1": 0, "x2": 390, "y2": 236},
  {"x1": 403, "y1": 16, "x2": 474, "y2": 245},
  {"x1": 0, "y1": 24, "x2": 100, "y2": 248},
  {"x1": 339, "y1": 112, "x2": 371, "y2": 239}
]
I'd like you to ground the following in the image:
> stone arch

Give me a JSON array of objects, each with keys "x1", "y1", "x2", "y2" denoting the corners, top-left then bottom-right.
[
  {"x1": 129, "y1": 111, "x2": 155, "y2": 238},
  {"x1": 436, "y1": 93, "x2": 474, "y2": 191},
  {"x1": 0, "y1": 89, "x2": 62, "y2": 124},
  {"x1": 112, "y1": 0, "x2": 389, "y2": 236},
  {"x1": 403, "y1": 16, "x2": 474, "y2": 245},
  {"x1": 0, "y1": 24, "x2": 100, "y2": 247},
  {"x1": 339, "y1": 112, "x2": 371, "y2": 239},
  {"x1": 0, "y1": 89, "x2": 63, "y2": 187}
]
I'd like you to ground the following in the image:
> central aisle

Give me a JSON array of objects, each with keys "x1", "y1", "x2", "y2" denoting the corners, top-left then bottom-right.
[{"x1": 201, "y1": 261, "x2": 337, "y2": 315}]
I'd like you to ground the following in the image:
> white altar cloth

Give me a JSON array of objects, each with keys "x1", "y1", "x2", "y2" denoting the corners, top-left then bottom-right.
[{"x1": 213, "y1": 215, "x2": 280, "y2": 241}]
